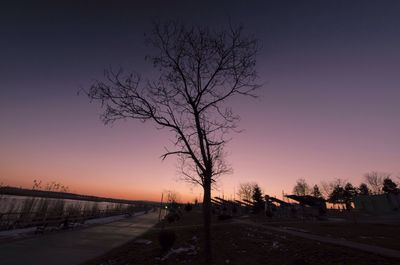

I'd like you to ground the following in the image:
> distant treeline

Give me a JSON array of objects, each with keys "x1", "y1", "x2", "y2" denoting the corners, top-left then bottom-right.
[{"x1": 0, "y1": 186, "x2": 156, "y2": 206}]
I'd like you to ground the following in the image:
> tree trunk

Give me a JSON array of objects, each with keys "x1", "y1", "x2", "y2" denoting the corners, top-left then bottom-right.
[{"x1": 202, "y1": 177, "x2": 212, "y2": 264}]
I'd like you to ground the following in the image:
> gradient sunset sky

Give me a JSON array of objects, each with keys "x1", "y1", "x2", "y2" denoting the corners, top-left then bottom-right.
[{"x1": 1, "y1": 1, "x2": 400, "y2": 202}]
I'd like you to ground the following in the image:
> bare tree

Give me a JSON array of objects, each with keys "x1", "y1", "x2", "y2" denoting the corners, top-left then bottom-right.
[
  {"x1": 292, "y1": 178, "x2": 310, "y2": 196},
  {"x1": 165, "y1": 190, "x2": 180, "y2": 204},
  {"x1": 85, "y1": 21, "x2": 259, "y2": 262},
  {"x1": 237, "y1": 182, "x2": 255, "y2": 201},
  {"x1": 320, "y1": 178, "x2": 347, "y2": 199},
  {"x1": 320, "y1": 181, "x2": 333, "y2": 199},
  {"x1": 364, "y1": 171, "x2": 390, "y2": 195}
]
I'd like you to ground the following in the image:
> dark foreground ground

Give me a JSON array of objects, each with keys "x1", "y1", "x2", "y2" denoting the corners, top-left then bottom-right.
[
  {"x1": 261, "y1": 219, "x2": 400, "y2": 251},
  {"x1": 82, "y1": 209, "x2": 400, "y2": 265}
]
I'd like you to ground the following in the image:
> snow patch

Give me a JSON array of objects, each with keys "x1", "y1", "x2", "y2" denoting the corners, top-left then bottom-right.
[{"x1": 160, "y1": 245, "x2": 197, "y2": 261}]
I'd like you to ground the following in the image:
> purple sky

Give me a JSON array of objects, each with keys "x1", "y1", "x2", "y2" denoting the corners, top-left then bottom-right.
[{"x1": 1, "y1": 1, "x2": 400, "y2": 201}]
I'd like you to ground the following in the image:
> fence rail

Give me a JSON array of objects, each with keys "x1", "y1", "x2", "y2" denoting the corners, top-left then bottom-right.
[{"x1": 0, "y1": 206, "x2": 150, "y2": 231}]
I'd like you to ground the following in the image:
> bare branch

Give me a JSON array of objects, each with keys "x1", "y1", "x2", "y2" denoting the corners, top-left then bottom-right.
[{"x1": 86, "y1": 19, "x2": 259, "y2": 192}]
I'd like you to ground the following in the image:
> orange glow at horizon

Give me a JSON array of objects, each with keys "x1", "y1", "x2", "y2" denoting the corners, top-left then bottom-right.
[{"x1": 1, "y1": 102, "x2": 400, "y2": 203}]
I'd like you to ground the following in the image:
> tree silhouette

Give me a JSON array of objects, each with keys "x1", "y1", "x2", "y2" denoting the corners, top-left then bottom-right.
[
  {"x1": 320, "y1": 178, "x2": 347, "y2": 199},
  {"x1": 311, "y1": 184, "x2": 323, "y2": 198},
  {"x1": 358, "y1": 183, "x2": 370, "y2": 196},
  {"x1": 364, "y1": 171, "x2": 389, "y2": 194},
  {"x1": 292, "y1": 178, "x2": 310, "y2": 196},
  {"x1": 382, "y1": 177, "x2": 399, "y2": 194},
  {"x1": 343, "y1": 182, "x2": 357, "y2": 210},
  {"x1": 237, "y1": 182, "x2": 256, "y2": 201},
  {"x1": 85, "y1": 21, "x2": 259, "y2": 262},
  {"x1": 251, "y1": 184, "x2": 264, "y2": 213},
  {"x1": 328, "y1": 185, "x2": 345, "y2": 206}
]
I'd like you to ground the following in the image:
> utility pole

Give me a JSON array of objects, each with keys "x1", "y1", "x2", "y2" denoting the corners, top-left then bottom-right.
[{"x1": 158, "y1": 192, "x2": 164, "y2": 221}]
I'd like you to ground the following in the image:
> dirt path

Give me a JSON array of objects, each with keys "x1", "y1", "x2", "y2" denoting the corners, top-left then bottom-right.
[
  {"x1": 238, "y1": 219, "x2": 400, "y2": 259},
  {"x1": 0, "y1": 211, "x2": 159, "y2": 265}
]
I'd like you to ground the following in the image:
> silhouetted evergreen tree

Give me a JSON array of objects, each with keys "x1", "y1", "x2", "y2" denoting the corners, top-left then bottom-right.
[
  {"x1": 328, "y1": 185, "x2": 345, "y2": 206},
  {"x1": 343, "y1": 183, "x2": 357, "y2": 210},
  {"x1": 382, "y1": 178, "x2": 399, "y2": 194},
  {"x1": 358, "y1": 183, "x2": 370, "y2": 196},
  {"x1": 312, "y1": 184, "x2": 323, "y2": 198},
  {"x1": 252, "y1": 184, "x2": 264, "y2": 213}
]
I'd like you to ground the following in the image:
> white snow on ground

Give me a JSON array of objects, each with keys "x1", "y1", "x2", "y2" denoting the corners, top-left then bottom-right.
[
  {"x1": 160, "y1": 245, "x2": 197, "y2": 261},
  {"x1": 86, "y1": 211, "x2": 146, "y2": 225},
  {"x1": 0, "y1": 211, "x2": 146, "y2": 240},
  {"x1": 0, "y1": 227, "x2": 36, "y2": 237},
  {"x1": 272, "y1": 241, "x2": 279, "y2": 249},
  {"x1": 283, "y1": 227, "x2": 310, "y2": 233},
  {"x1": 134, "y1": 239, "x2": 152, "y2": 245},
  {"x1": 85, "y1": 214, "x2": 126, "y2": 225}
]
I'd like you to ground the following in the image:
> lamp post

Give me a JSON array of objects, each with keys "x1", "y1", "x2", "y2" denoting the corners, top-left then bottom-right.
[{"x1": 158, "y1": 192, "x2": 164, "y2": 222}]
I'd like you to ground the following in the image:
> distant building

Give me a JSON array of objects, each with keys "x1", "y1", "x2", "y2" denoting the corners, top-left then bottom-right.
[{"x1": 354, "y1": 194, "x2": 400, "y2": 214}]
